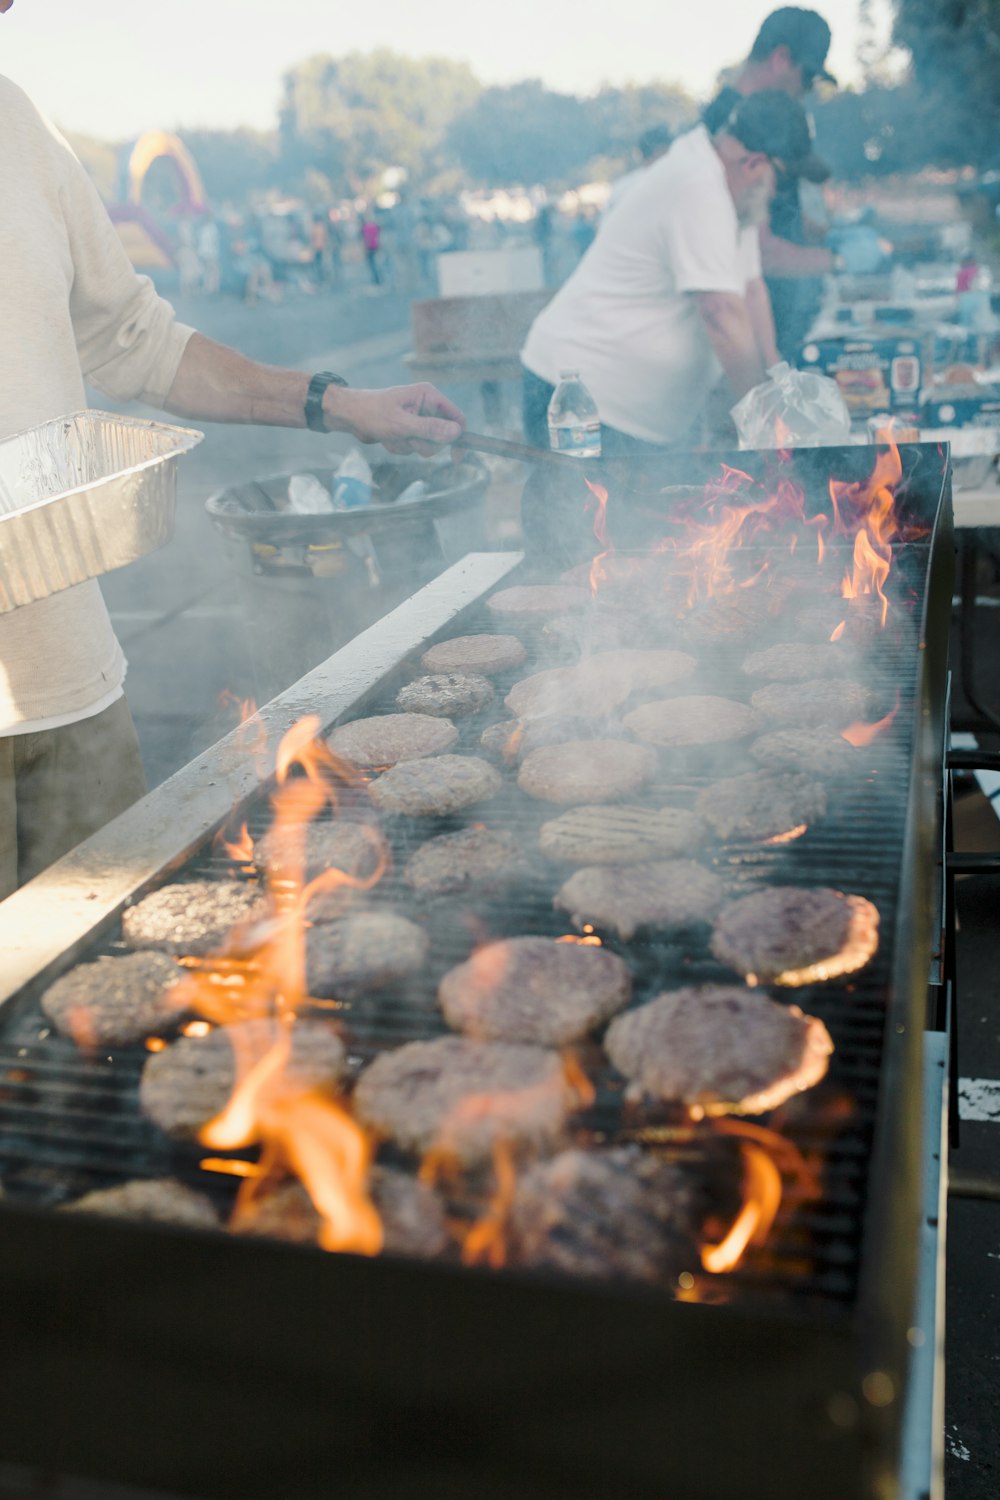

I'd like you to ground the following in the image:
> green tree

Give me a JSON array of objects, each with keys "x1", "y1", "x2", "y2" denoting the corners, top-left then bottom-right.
[
  {"x1": 890, "y1": 0, "x2": 1000, "y2": 167},
  {"x1": 447, "y1": 81, "x2": 599, "y2": 186},
  {"x1": 180, "y1": 128, "x2": 281, "y2": 207}
]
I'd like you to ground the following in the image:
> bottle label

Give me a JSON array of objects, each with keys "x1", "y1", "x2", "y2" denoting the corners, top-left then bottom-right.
[{"x1": 548, "y1": 421, "x2": 601, "y2": 458}]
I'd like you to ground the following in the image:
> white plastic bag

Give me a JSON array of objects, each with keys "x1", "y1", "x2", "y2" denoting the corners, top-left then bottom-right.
[
  {"x1": 286, "y1": 473, "x2": 337, "y2": 514},
  {"x1": 731, "y1": 361, "x2": 852, "y2": 449}
]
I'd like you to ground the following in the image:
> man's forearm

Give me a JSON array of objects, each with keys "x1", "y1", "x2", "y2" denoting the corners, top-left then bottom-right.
[
  {"x1": 758, "y1": 225, "x2": 835, "y2": 277},
  {"x1": 744, "y1": 277, "x2": 780, "y2": 370},
  {"x1": 693, "y1": 290, "x2": 767, "y2": 400},
  {"x1": 164, "y1": 333, "x2": 318, "y2": 428}
]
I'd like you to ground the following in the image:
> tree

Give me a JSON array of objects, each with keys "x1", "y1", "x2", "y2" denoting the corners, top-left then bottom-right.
[
  {"x1": 180, "y1": 129, "x2": 281, "y2": 206},
  {"x1": 447, "y1": 81, "x2": 599, "y2": 187},
  {"x1": 889, "y1": 0, "x2": 1000, "y2": 168}
]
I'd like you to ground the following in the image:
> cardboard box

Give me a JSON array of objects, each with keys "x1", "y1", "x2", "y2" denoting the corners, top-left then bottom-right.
[
  {"x1": 799, "y1": 334, "x2": 923, "y2": 414},
  {"x1": 921, "y1": 385, "x2": 1000, "y2": 429}
]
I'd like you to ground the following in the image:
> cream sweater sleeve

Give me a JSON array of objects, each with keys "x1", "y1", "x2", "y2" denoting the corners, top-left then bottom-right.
[{"x1": 47, "y1": 110, "x2": 195, "y2": 406}]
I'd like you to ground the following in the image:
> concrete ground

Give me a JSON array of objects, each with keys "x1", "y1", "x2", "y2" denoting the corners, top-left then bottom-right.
[{"x1": 74, "y1": 285, "x2": 1000, "y2": 1497}]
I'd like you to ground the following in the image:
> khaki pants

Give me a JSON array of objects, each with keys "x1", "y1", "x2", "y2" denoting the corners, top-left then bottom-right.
[{"x1": 0, "y1": 696, "x2": 147, "y2": 900}]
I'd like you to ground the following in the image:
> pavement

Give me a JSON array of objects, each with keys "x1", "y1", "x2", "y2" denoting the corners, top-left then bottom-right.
[{"x1": 70, "y1": 282, "x2": 1000, "y2": 1497}]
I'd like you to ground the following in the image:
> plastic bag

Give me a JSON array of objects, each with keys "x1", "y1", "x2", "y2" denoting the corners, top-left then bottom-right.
[
  {"x1": 286, "y1": 473, "x2": 337, "y2": 514},
  {"x1": 731, "y1": 361, "x2": 852, "y2": 449},
  {"x1": 332, "y1": 447, "x2": 373, "y2": 509}
]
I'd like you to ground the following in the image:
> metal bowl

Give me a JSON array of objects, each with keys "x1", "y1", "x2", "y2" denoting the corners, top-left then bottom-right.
[{"x1": 0, "y1": 410, "x2": 203, "y2": 613}]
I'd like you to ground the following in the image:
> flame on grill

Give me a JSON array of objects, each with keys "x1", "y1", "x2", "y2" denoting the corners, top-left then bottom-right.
[
  {"x1": 585, "y1": 480, "x2": 611, "y2": 595},
  {"x1": 841, "y1": 691, "x2": 901, "y2": 748},
  {"x1": 763, "y1": 823, "x2": 808, "y2": 846},
  {"x1": 829, "y1": 438, "x2": 903, "y2": 628},
  {"x1": 700, "y1": 1141, "x2": 782, "y2": 1273},
  {"x1": 166, "y1": 714, "x2": 385, "y2": 1255},
  {"x1": 217, "y1": 819, "x2": 255, "y2": 865},
  {"x1": 219, "y1": 691, "x2": 268, "y2": 772},
  {"x1": 745, "y1": 896, "x2": 880, "y2": 989},
  {"x1": 556, "y1": 925, "x2": 603, "y2": 946}
]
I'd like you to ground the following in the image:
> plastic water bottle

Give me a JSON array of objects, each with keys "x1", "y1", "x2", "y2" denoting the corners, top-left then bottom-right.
[{"x1": 547, "y1": 371, "x2": 601, "y2": 458}]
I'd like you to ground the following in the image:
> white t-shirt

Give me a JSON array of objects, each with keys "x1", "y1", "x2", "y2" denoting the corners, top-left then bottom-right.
[
  {"x1": 521, "y1": 125, "x2": 761, "y2": 445},
  {"x1": 0, "y1": 76, "x2": 194, "y2": 735}
]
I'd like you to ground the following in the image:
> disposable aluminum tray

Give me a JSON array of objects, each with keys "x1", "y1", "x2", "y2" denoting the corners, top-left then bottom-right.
[{"x1": 0, "y1": 410, "x2": 203, "y2": 613}]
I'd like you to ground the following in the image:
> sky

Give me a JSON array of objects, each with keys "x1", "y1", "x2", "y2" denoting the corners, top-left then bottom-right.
[{"x1": 2, "y1": 0, "x2": 895, "y2": 141}]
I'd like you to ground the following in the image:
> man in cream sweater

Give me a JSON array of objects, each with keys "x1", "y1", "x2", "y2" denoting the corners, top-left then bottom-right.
[{"x1": 0, "y1": 58, "x2": 464, "y2": 899}]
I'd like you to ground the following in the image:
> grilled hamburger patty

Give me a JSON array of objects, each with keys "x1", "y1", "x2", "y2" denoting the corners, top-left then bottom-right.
[
  {"x1": 327, "y1": 712, "x2": 458, "y2": 768},
  {"x1": 140, "y1": 1019, "x2": 347, "y2": 1141},
  {"x1": 258, "y1": 819, "x2": 387, "y2": 884},
  {"x1": 306, "y1": 910, "x2": 429, "y2": 997},
  {"x1": 554, "y1": 860, "x2": 725, "y2": 941},
  {"x1": 695, "y1": 769, "x2": 827, "y2": 842},
  {"x1": 518, "y1": 740, "x2": 657, "y2": 805},
  {"x1": 604, "y1": 985, "x2": 833, "y2": 1115},
  {"x1": 63, "y1": 1178, "x2": 221, "y2": 1229},
  {"x1": 368, "y1": 755, "x2": 502, "y2": 816},
  {"x1": 438, "y1": 936, "x2": 631, "y2": 1045},
  {"x1": 40, "y1": 951, "x2": 186, "y2": 1047},
  {"x1": 710, "y1": 885, "x2": 879, "y2": 984},
  {"x1": 623, "y1": 695, "x2": 759, "y2": 748},
  {"x1": 402, "y1": 826, "x2": 528, "y2": 897},
  {"x1": 750, "y1": 678, "x2": 875, "y2": 728},
  {"x1": 122, "y1": 880, "x2": 268, "y2": 957},
  {"x1": 509, "y1": 1147, "x2": 701, "y2": 1285},
  {"x1": 352, "y1": 1035, "x2": 578, "y2": 1166},
  {"x1": 538, "y1": 804, "x2": 705, "y2": 864},
  {"x1": 486, "y1": 584, "x2": 590, "y2": 616},
  {"x1": 750, "y1": 727, "x2": 861, "y2": 777},
  {"x1": 231, "y1": 1167, "x2": 449, "y2": 1258},
  {"x1": 421, "y1": 634, "x2": 527, "y2": 675},
  {"x1": 741, "y1": 642, "x2": 854, "y2": 681},
  {"x1": 396, "y1": 672, "x2": 495, "y2": 718}
]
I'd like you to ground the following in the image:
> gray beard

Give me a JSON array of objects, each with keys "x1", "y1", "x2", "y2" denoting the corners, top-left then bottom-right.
[{"x1": 737, "y1": 179, "x2": 772, "y2": 228}]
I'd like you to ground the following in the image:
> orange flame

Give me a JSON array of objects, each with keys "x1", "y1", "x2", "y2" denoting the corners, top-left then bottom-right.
[
  {"x1": 840, "y1": 690, "x2": 901, "y2": 748},
  {"x1": 219, "y1": 691, "x2": 268, "y2": 771},
  {"x1": 828, "y1": 438, "x2": 903, "y2": 628},
  {"x1": 763, "y1": 823, "x2": 808, "y2": 846},
  {"x1": 585, "y1": 481, "x2": 612, "y2": 595},
  {"x1": 462, "y1": 1140, "x2": 518, "y2": 1268},
  {"x1": 700, "y1": 1142, "x2": 783, "y2": 1274},
  {"x1": 829, "y1": 620, "x2": 847, "y2": 642},
  {"x1": 217, "y1": 819, "x2": 255, "y2": 864}
]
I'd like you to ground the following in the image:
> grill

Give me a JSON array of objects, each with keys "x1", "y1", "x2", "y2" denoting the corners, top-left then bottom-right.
[{"x1": 0, "y1": 443, "x2": 953, "y2": 1500}]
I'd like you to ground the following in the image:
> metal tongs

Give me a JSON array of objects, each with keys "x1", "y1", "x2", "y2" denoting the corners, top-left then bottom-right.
[{"x1": 452, "y1": 430, "x2": 603, "y2": 473}]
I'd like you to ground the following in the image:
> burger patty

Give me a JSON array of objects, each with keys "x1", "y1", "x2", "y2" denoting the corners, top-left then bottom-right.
[
  {"x1": 122, "y1": 880, "x2": 268, "y2": 957},
  {"x1": 396, "y1": 673, "x2": 495, "y2": 718},
  {"x1": 140, "y1": 1019, "x2": 347, "y2": 1141},
  {"x1": 710, "y1": 885, "x2": 880, "y2": 985},
  {"x1": 741, "y1": 642, "x2": 854, "y2": 681},
  {"x1": 604, "y1": 985, "x2": 833, "y2": 1116},
  {"x1": 538, "y1": 804, "x2": 705, "y2": 864},
  {"x1": 750, "y1": 678, "x2": 875, "y2": 728},
  {"x1": 681, "y1": 589, "x2": 772, "y2": 646},
  {"x1": 438, "y1": 936, "x2": 631, "y2": 1045},
  {"x1": 420, "y1": 634, "x2": 527, "y2": 675},
  {"x1": 486, "y1": 584, "x2": 590, "y2": 616},
  {"x1": 306, "y1": 910, "x2": 429, "y2": 997},
  {"x1": 63, "y1": 1178, "x2": 221, "y2": 1230},
  {"x1": 368, "y1": 755, "x2": 502, "y2": 816},
  {"x1": 352, "y1": 1035, "x2": 578, "y2": 1167},
  {"x1": 231, "y1": 1166, "x2": 449, "y2": 1259},
  {"x1": 695, "y1": 770, "x2": 827, "y2": 842},
  {"x1": 402, "y1": 826, "x2": 529, "y2": 897},
  {"x1": 327, "y1": 712, "x2": 458, "y2": 769},
  {"x1": 509, "y1": 1147, "x2": 701, "y2": 1285},
  {"x1": 40, "y1": 951, "x2": 186, "y2": 1047},
  {"x1": 554, "y1": 860, "x2": 726, "y2": 941},
  {"x1": 258, "y1": 818, "x2": 387, "y2": 884},
  {"x1": 482, "y1": 716, "x2": 631, "y2": 765},
  {"x1": 623, "y1": 695, "x2": 759, "y2": 748},
  {"x1": 518, "y1": 740, "x2": 657, "y2": 805},
  {"x1": 750, "y1": 727, "x2": 861, "y2": 777}
]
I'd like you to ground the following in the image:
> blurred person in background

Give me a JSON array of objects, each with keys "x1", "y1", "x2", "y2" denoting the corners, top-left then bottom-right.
[
  {"x1": 361, "y1": 211, "x2": 383, "y2": 286},
  {"x1": 0, "y1": 55, "x2": 464, "y2": 898},
  {"x1": 603, "y1": 122, "x2": 674, "y2": 219},
  {"x1": 309, "y1": 212, "x2": 330, "y2": 287},
  {"x1": 196, "y1": 214, "x2": 221, "y2": 296},
  {"x1": 703, "y1": 6, "x2": 845, "y2": 362},
  {"x1": 520, "y1": 91, "x2": 812, "y2": 456}
]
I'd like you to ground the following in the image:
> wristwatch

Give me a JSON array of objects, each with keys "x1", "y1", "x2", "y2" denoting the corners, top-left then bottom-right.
[{"x1": 305, "y1": 371, "x2": 348, "y2": 432}]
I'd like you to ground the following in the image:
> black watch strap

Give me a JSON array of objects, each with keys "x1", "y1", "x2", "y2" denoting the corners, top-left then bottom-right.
[{"x1": 305, "y1": 370, "x2": 348, "y2": 432}]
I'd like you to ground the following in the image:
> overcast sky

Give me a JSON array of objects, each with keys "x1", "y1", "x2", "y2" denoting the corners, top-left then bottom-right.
[{"x1": 3, "y1": 0, "x2": 894, "y2": 141}]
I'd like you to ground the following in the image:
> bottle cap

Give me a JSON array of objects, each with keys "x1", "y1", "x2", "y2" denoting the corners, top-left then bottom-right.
[{"x1": 558, "y1": 369, "x2": 580, "y2": 380}]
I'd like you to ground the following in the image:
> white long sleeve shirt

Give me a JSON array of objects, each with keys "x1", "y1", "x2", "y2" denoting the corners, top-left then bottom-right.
[{"x1": 0, "y1": 74, "x2": 194, "y2": 733}]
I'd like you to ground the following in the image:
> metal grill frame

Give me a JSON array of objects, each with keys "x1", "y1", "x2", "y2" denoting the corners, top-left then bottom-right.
[{"x1": 0, "y1": 444, "x2": 954, "y2": 1500}]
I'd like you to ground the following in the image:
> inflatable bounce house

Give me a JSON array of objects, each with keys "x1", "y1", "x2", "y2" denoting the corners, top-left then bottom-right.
[{"x1": 108, "y1": 130, "x2": 208, "y2": 273}]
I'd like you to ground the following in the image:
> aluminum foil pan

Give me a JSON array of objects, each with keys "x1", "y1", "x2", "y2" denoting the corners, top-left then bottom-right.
[{"x1": 0, "y1": 410, "x2": 203, "y2": 613}]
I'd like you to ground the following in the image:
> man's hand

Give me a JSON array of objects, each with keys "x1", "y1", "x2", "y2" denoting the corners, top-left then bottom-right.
[{"x1": 327, "y1": 383, "x2": 465, "y2": 455}]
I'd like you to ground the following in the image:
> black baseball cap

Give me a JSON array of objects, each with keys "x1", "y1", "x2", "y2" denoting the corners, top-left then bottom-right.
[
  {"x1": 726, "y1": 89, "x2": 813, "y2": 170},
  {"x1": 750, "y1": 7, "x2": 837, "y2": 86}
]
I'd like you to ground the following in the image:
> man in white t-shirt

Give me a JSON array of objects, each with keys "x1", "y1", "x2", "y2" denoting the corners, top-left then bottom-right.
[
  {"x1": 520, "y1": 90, "x2": 812, "y2": 454},
  {"x1": 0, "y1": 15, "x2": 464, "y2": 899}
]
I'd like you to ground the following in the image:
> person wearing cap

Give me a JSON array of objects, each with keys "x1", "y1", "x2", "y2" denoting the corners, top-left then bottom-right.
[
  {"x1": 0, "y1": 34, "x2": 464, "y2": 899},
  {"x1": 520, "y1": 90, "x2": 811, "y2": 458},
  {"x1": 702, "y1": 7, "x2": 843, "y2": 361},
  {"x1": 603, "y1": 123, "x2": 675, "y2": 219}
]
